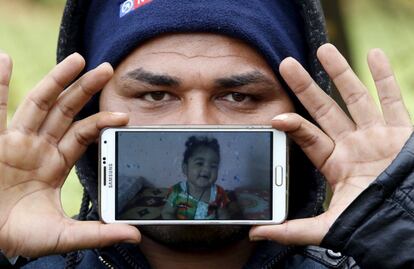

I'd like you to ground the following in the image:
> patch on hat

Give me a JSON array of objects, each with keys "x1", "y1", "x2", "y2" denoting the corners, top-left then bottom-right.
[{"x1": 120, "y1": 0, "x2": 153, "y2": 18}]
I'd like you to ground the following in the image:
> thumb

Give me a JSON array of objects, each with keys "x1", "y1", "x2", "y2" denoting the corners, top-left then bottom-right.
[
  {"x1": 57, "y1": 220, "x2": 141, "y2": 253},
  {"x1": 249, "y1": 215, "x2": 330, "y2": 246}
]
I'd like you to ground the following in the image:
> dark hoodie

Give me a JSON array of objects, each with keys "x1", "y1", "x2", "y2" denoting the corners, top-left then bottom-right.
[{"x1": 17, "y1": 0, "x2": 414, "y2": 268}]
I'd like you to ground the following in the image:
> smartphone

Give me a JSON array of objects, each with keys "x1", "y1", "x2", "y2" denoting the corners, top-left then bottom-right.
[{"x1": 99, "y1": 126, "x2": 288, "y2": 225}]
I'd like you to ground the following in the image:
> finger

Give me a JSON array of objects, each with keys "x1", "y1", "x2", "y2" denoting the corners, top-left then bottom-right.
[
  {"x1": 0, "y1": 52, "x2": 12, "y2": 132},
  {"x1": 39, "y1": 63, "x2": 114, "y2": 143},
  {"x1": 317, "y1": 43, "x2": 383, "y2": 127},
  {"x1": 249, "y1": 216, "x2": 329, "y2": 246},
  {"x1": 56, "y1": 220, "x2": 140, "y2": 254},
  {"x1": 58, "y1": 112, "x2": 128, "y2": 169},
  {"x1": 10, "y1": 53, "x2": 85, "y2": 133},
  {"x1": 279, "y1": 57, "x2": 355, "y2": 140},
  {"x1": 367, "y1": 49, "x2": 411, "y2": 126},
  {"x1": 273, "y1": 113, "x2": 334, "y2": 171}
]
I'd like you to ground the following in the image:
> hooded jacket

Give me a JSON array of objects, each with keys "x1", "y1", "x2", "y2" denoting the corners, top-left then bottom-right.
[{"x1": 14, "y1": 0, "x2": 414, "y2": 268}]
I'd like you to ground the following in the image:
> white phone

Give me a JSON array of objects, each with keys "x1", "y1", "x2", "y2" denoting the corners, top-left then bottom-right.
[{"x1": 99, "y1": 126, "x2": 288, "y2": 225}]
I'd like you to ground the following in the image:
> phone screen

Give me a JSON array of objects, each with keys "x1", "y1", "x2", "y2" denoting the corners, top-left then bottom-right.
[{"x1": 115, "y1": 131, "x2": 273, "y2": 221}]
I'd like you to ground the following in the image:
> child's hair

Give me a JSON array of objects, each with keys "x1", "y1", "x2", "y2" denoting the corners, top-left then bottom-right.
[{"x1": 183, "y1": 136, "x2": 220, "y2": 165}]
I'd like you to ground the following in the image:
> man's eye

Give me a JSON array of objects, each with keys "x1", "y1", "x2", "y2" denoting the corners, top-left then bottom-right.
[
  {"x1": 142, "y1": 91, "x2": 175, "y2": 102},
  {"x1": 220, "y1": 92, "x2": 251, "y2": 103}
]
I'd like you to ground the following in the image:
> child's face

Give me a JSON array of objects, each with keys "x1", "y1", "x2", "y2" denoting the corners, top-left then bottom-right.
[{"x1": 183, "y1": 146, "x2": 219, "y2": 189}]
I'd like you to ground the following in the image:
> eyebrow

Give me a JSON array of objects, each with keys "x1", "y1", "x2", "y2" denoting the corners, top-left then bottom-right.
[
  {"x1": 124, "y1": 68, "x2": 181, "y2": 87},
  {"x1": 215, "y1": 71, "x2": 276, "y2": 89},
  {"x1": 123, "y1": 68, "x2": 276, "y2": 89}
]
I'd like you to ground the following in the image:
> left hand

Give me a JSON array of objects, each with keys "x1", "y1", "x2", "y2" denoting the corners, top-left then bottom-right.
[{"x1": 249, "y1": 44, "x2": 413, "y2": 245}]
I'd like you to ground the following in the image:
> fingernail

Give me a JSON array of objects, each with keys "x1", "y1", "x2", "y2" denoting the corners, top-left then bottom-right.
[
  {"x1": 97, "y1": 62, "x2": 112, "y2": 69},
  {"x1": 250, "y1": 236, "x2": 266, "y2": 241},
  {"x1": 110, "y1": 112, "x2": 127, "y2": 116},
  {"x1": 272, "y1": 114, "x2": 288, "y2": 121},
  {"x1": 65, "y1": 53, "x2": 85, "y2": 67},
  {"x1": 67, "y1": 52, "x2": 80, "y2": 59}
]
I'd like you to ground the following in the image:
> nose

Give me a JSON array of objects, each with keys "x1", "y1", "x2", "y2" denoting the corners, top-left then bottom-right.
[
  {"x1": 179, "y1": 91, "x2": 219, "y2": 124},
  {"x1": 200, "y1": 165, "x2": 211, "y2": 176}
]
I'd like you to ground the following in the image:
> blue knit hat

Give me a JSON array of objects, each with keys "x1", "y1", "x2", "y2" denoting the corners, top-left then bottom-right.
[{"x1": 82, "y1": 0, "x2": 308, "y2": 73}]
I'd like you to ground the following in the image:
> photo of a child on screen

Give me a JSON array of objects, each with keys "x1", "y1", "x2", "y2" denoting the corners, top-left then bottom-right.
[
  {"x1": 161, "y1": 136, "x2": 230, "y2": 220},
  {"x1": 116, "y1": 131, "x2": 272, "y2": 221}
]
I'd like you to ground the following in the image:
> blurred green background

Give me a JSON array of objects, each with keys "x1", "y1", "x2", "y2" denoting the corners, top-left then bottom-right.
[{"x1": 1, "y1": 0, "x2": 413, "y2": 216}]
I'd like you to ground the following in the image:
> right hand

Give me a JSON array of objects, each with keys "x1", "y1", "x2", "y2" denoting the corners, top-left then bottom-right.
[
  {"x1": 249, "y1": 44, "x2": 413, "y2": 246},
  {"x1": 0, "y1": 52, "x2": 140, "y2": 258}
]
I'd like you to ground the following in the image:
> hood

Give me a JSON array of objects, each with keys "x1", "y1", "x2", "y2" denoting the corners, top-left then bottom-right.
[{"x1": 57, "y1": 0, "x2": 330, "y2": 222}]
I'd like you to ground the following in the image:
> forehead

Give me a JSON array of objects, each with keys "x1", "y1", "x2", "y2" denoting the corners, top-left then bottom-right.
[
  {"x1": 134, "y1": 33, "x2": 261, "y2": 58},
  {"x1": 115, "y1": 33, "x2": 276, "y2": 79}
]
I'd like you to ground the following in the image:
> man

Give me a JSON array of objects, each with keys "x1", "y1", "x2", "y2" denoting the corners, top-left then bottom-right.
[{"x1": 0, "y1": 0, "x2": 413, "y2": 268}]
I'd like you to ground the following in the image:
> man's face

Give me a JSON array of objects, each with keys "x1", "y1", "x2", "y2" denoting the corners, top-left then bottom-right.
[
  {"x1": 183, "y1": 146, "x2": 220, "y2": 190},
  {"x1": 100, "y1": 33, "x2": 294, "y2": 249}
]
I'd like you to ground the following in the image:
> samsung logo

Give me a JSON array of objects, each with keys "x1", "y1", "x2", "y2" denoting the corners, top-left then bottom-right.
[{"x1": 108, "y1": 164, "x2": 113, "y2": 188}]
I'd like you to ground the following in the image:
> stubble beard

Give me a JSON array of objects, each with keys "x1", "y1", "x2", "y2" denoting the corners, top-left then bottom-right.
[{"x1": 138, "y1": 225, "x2": 251, "y2": 251}]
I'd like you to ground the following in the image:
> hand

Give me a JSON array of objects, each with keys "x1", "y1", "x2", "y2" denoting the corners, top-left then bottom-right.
[
  {"x1": 249, "y1": 44, "x2": 413, "y2": 245},
  {"x1": 0, "y1": 52, "x2": 140, "y2": 258}
]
